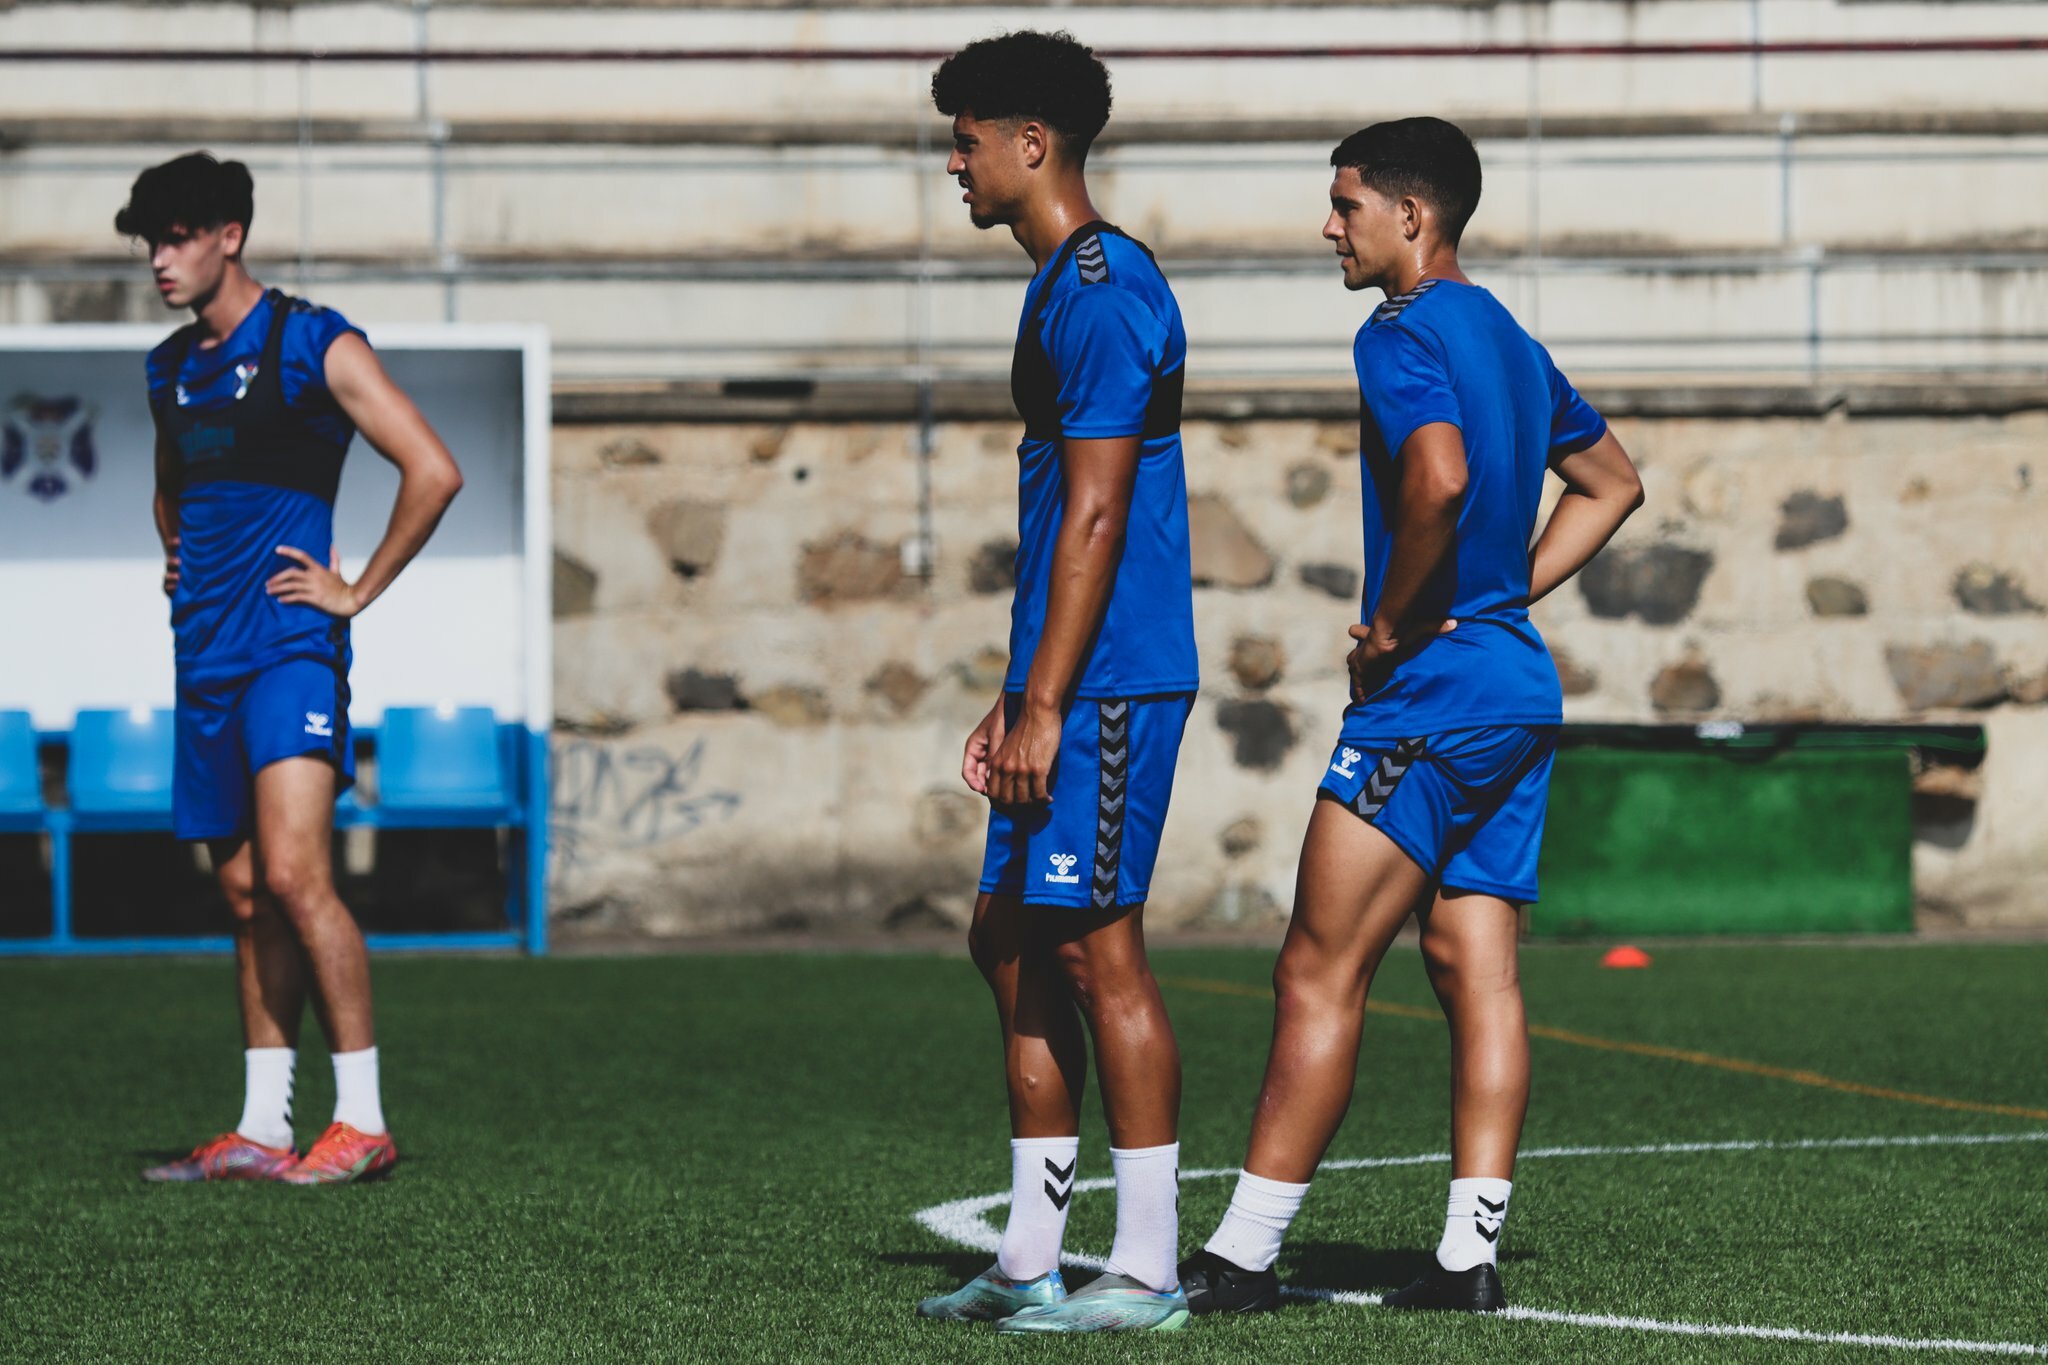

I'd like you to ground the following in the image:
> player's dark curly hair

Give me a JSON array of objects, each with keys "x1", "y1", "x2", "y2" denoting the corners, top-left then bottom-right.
[
  {"x1": 931, "y1": 31, "x2": 1113, "y2": 158},
  {"x1": 1331, "y1": 118, "x2": 1482, "y2": 246},
  {"x1": 114, "y1": 152, "x2": 255, "y2": 246}
]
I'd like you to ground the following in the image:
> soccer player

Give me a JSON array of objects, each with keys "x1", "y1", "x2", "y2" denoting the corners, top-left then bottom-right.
[
  {"x1": 1177, "y1": 119, "x2": 1645, "y2": 1314},
  {"x1": 120, "y1": 153, "x2": 464, "y2": 1184},
  {"x1": 912, "y1": 32, "x2": 1197, "y2": 1334}
]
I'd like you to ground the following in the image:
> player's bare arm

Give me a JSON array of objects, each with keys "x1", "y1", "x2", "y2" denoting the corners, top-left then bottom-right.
[
  {"x1": 988, "y1": 434, "x2": 1139, "y2": 806},
  {"x1": 1527, "y1": 428, "x2": 1645, "y2": 604},
  {"x1": 265, "y1": 333, "x2": 463, "y2": 617},
  {"x1": 1348, "y1": 419, "x2": 1465, "y2": 701}
]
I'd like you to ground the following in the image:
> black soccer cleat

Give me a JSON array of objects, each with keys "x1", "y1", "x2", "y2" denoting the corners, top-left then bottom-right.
[
  {"x1": 1381, "y1": 1259, "x2": 1507, "y2": 1313},
  {"x1": 1177, "y1": 1248, "x2": 1281, "y2": 1316}
]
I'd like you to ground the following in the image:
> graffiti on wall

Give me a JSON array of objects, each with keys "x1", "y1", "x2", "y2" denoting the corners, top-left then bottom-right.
[{"x1": 549, "y1": 735, "x2": 742, "y2": 885}]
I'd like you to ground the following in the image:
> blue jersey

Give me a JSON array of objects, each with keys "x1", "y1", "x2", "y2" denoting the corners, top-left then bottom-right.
[
  {"x1": 1346, "y1": 279, "x2": 1607, "y2": 739},
  {"x1": 147, "y1": 291, "x2": 364, "y2": 682},
  {"x1": 1005, "y1": 225, "x2": 1198, "y2": 700}
]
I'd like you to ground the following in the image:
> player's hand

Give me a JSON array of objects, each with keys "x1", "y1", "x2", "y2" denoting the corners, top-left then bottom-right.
[
  {"x1": 267, "y1": 544, "x2": 362, "y2": 618},
  {"x1": 1346, "y1": 619, "x2": 1455, "y2": 704},
  {"x1": 988, "y1": 699, "x2": 1061, "y2": 806},
  {"x1": 161, "y1": 535, "x2": 180, "y2": 596},
  {"x1": 963, "y1": 698, "x2": 1008, "y2": 796}
]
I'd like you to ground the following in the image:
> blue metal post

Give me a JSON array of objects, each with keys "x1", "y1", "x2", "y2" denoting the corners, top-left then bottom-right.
[
  {"x1": 48, "y1": 813, "x2": 72, "y2": 947},
  {"x1": 524, "y1": 726, "x2": 549, "y2": 955}
]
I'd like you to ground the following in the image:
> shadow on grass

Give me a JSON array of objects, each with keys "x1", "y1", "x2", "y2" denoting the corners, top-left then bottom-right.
[
  {"x1": 1283, "y1": 1243, "x2": 1535, "y2": 1295},
  {"x1": 878, "y1": 1250, "x2": 990, "y2": 1285}
]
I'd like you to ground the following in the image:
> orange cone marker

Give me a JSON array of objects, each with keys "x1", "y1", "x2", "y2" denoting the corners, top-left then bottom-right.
[{"x1": 1601, "y1": 945, "x2": 1652, "y2": 969}]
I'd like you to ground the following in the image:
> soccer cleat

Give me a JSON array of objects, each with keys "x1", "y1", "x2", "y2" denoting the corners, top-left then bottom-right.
[
  {"x1": 1178, "y1": 1248, "x2": 1281, "y2": 1316},
  {"x1": 995, "y1": 1271, "x2": 1190, "y2": 1334},
  {"x1": 1381, "y1": 1259, "x2": 1507, "y2": 1313},
  {"x1": 141, "y1": 1132, "x2": 298, "y2": 1183},
  {"x1": 279, "y1": 1122, "x2": 397, "y2": 1185},
  {"x1": 916, "y1": 1266, "x2": 1066, "y2": 1321}
]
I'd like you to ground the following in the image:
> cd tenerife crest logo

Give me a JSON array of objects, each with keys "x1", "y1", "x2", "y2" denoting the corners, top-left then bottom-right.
[{"x1": 1, "y1": 395, "x2": 98, "y2": 503}]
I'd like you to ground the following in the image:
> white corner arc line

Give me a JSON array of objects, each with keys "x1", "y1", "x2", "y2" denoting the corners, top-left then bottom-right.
[{"x1": 912, "y1": 1130, "x2": 2048, "y2": 1356}]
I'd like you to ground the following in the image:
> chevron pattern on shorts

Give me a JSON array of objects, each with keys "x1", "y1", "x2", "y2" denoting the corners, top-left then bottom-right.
[
  {"x1": 1075, "y1": 234, "x2": 1109, "y2": 285},
  {"x1": 1352, "y1": 736, "x2": 1427, "y2": 821},
  {"x1": 1092, "y1": 700, "x2": 1130, "y2": 908}
]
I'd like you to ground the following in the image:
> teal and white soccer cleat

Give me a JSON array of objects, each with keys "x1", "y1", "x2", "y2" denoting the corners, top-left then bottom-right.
[
  {"x1": 916, "y1": 1265, "x2": 1066, "y2": 1322},
  {"x1": 995, "y1": 1271, "x2": 1190, "y2": 1334}
]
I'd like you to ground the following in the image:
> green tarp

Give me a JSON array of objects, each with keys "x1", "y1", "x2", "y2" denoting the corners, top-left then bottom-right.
[{"x1": 1530, "y1": 725, "x2": 1980, "y2": 937}]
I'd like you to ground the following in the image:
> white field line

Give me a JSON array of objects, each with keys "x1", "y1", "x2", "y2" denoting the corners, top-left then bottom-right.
[{"x1": 912, "y1": 1129, "x2": 2048, "y2": 1357}]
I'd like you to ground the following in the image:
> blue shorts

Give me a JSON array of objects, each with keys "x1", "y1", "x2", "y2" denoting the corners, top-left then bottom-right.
[
  {"x1": 174, "y1": 655, "x2": 355, "y2": 842},
  {"x1": 980, "y1": 693, "x2": 1193, "y2": 909},
  {"x1": 1316, "y1": 725, "x2": 1558, "y2": 903}
]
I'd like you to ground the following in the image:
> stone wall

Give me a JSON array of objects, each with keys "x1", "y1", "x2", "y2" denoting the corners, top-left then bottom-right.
[{"x1": 547, "y1": 407, "x2": 2048, "y2": 937}]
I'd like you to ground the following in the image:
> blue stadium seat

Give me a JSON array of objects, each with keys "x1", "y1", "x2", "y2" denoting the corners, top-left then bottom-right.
[
  {"x1": 375, "y1": 706, "x2": 512, "y2": 820},
  {"x1": 68, "y1": 708, "x2": 175, "y2": 824},
  {"x1": 0, "y1": 710, "x2": 43, "y2": 831}
]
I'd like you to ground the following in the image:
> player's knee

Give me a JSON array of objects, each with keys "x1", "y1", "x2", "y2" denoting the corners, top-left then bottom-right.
[
  {"x1": 260, "y1": 859, "x2": 328, "y2": 915},
  {"x1": 1050, "y1": 939, "x2": 1103, "y2": 1013},
  {"x1": 967, "y1": 919, "x2": 998, "y2": 980},
  {"x1": 1274, "y1": 937, "x2": 1363, "y2": 1010},
  {"x1": 1419, "y1": 932, "x2": 1455, "y2": 980},
  {"x1": 217, "y1": 870, "x2": 261, "y2": 922}
]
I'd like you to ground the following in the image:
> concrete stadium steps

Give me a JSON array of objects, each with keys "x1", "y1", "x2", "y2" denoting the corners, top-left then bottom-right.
[
  {"x1": 5, "y1": 0, "x2": 2048, "y2": 129},
  {"x1": 5, "y1": 0, "x2": 2045, "y2": 385},
  {"x1": 9, "y1": 131, "x2": 2048, "y2": 261},
  {"x1": 10, "y1": 253, "x2": 2042, "y2": 383}
]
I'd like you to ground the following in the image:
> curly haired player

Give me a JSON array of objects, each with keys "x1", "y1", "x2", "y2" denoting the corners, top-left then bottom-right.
[{"x1": 913, "y1": 31, "x2": 1198, "y2": 1335}]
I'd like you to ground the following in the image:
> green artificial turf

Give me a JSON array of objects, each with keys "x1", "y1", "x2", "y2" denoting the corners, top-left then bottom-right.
[{"x1": 3, "y1": 942, "x2": 2045, "y2": 1362}]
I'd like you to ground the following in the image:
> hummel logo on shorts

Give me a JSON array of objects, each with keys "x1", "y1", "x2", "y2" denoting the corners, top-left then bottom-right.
[
  {"x1": 304, "y1": 711, "x2": 333, "y2": 738},
  {"x1": 1046, "y1": 853, "x2": 1081, "y2": 885},
  {"x1": 1331, "y1": 747, "x2": 1362, "y2": 779}
]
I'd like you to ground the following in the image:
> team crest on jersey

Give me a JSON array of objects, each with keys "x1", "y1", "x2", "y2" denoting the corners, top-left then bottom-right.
[
  {"x1": 1046, "y1": 853, "x2": 1081, "y2": 885},
  {"x1": 1, "y1": 394, "x2": 98, "y2": 503},
  {"x1": 175, "y1": 361, "x2": 259, "y2": 408}
]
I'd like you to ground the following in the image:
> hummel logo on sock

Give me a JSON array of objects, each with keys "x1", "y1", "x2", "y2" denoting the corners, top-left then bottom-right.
[
  {"x1": 1475, "y1": 1194, "x2": 1507, "y2": 1242},
  {"x1": 1044, "y1": 1156, "x2": 1077, "y2": 1210}
]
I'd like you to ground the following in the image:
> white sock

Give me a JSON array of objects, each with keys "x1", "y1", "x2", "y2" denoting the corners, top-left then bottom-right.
[
  {"x1": 1204, "y1": 1169, "x2": 1311, "y2": 1272},
  {"x1": 331, "y1": 1046, "x2": 386, "y2": 1135},
  {"x1": 234, "y1": 1047, "x2": 296, "y2": 1150},
  {"x1": 995, "y1": 1136, "x2": 1080, "y2": 1282},
  {"x1": 1103, "y1": 1142, "x2": 1180, "y2": 1293},
  {"x1": 1437, "y1": 1177, "x2": 1512, "y2": 1271}
]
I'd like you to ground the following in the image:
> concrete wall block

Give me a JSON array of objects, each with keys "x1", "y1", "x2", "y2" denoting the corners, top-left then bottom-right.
[{"x1": 551, "y1": 476, "x2": 690, "y2": 614}]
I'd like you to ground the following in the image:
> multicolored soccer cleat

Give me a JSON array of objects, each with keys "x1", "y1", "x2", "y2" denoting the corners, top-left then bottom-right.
[
  {"x1": 141, "y1": 1132, "x2": 298, "y2": 1183},
  {"x1": 995, "y1": 1271, "x2": 1190, "y2": 1334},
  {"x1": 916, "y1": 1266, "x2": 1066, "y2": 1322},
  {"x1": 279, "y1": 1122, "x2": 398, "y2": 1185}
]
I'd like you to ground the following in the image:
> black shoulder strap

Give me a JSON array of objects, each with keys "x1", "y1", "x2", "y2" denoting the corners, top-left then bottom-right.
[
  {"x1": 257, "y1": 288, "x2": 293, "y2": 387},
  {"x1": 1023, "y1": 220, "x2": 1119, "y2": 336}
]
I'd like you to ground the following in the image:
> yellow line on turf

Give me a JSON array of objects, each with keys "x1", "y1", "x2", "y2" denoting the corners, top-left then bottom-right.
[{"x1": 1162, "y1": 976, "x2": 2048, "y2": 1123}]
